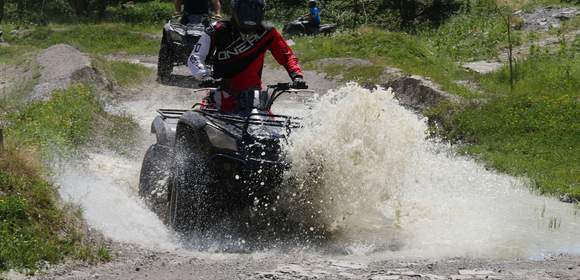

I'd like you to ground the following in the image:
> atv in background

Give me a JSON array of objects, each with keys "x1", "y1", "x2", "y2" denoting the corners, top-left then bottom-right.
[
  {"x1": 283, "y1": 16, "x2": 337, "y2": 36},
  {"x1": 138, "y1": 82, "x2": 312, "y2": 234},
  {"x1": 157, "y1": 16, "x2": 214, "y2": 82}
]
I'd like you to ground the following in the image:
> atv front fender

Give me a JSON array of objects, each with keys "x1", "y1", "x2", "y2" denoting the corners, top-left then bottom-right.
[
  {"x1": 151, "y1": 115, "x2": 176, "y2": 147},
  {"x1": 178, "y1": 111, "x2": 207, "y2": 131}
]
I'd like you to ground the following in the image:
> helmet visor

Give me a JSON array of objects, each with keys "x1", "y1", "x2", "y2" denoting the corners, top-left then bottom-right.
[{"x1": 234, "y1": 0, "x2": 264, "y2": 31}]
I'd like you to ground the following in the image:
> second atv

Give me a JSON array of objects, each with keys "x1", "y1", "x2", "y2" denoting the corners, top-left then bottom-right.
[
  {"x1": 157, "y1": 16, "x2": 212, "y2": 82},
  {"x1": 138, "y1": 82, "x2": 312, "y2": 234},
  {"x1": 283, "y1": 16, "x2": 337, "y2": 36}
]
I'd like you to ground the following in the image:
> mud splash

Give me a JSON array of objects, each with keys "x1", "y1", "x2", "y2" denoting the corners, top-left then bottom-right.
[{"x1": 282, "y1": 83, "x2": 580, "y2": 258}]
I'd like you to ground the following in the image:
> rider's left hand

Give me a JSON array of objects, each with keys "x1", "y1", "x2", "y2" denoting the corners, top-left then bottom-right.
[{"x1": 292, "y1": 76, "x2": 308, "y2": 89}]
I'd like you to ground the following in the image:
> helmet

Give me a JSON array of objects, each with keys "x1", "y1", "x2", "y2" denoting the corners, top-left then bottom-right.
[
  {"x1": 231, "y1": 0, "x2": 266, "y2": 33},
  {"x1": 308, "y1": 0, "x2": 317, "y2": 8}
]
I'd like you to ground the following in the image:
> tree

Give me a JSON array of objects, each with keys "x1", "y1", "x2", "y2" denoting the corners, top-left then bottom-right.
[{"x1": 0, "y1": 0, "x2": 4, "y2": 23}]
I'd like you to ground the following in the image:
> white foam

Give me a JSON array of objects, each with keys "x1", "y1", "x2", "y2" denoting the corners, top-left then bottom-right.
[{"x1": 283, "y1": 83, "x2": 580, "y2": 258}]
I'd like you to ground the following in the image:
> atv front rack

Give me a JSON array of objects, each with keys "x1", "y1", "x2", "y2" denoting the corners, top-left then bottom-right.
[{"x1": 156, "y1": 108, "x2": 302, "y2": 129}]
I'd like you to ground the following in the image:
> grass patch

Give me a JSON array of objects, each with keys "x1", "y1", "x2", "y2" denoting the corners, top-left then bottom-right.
[
  {"x1": 0, "y1": 149, "x2": 109, "y2": 273},
  {"x1": 4, "y1": 83, "x2": 140, "y2": 157},
  {"x1": 292, "y1": 27, "x2": 477, "y2": 98},
  {"x1": 98, "y1": 59, "x2": 154, "y2": 87},
  {"x1": 418, "y1": 10, "x2": 521, "y2": 61},
  {"x1": 4, "y1": 85, "x2": 101, "y2": 155},
  {"x1": 3, "y1": 23, "x2": 160, "y2": 55},
  {"x1": 427, "y1": 44, "x2": 580, "y2": 199},
  {"x1": 0, "y1": 44, "x2": 37, "y2": 65}
]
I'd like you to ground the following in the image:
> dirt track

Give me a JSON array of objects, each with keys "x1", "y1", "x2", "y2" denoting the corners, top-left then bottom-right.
[{"x1": 16, "y1": 57, "x2": 580, "y2": 280}]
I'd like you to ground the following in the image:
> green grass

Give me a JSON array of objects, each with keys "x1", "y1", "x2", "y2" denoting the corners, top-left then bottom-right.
[
  {"x1": 99, "y1": 60, "x2": 155, "y2": 87},
  {"x1": 5, "y1": 85, "x2": 101, "y2": 154},
  {"x1": 2, "y1": 23, "x2": 160, "y2": 55},
  {"x1": 4, "y1": 83, "x2": 140, "y2": 157},
  {"x1": 427, "y1": 43, "x2": 580, "y2": 200},
  {"x1": 418, "y1": 10, "x2": 521, "y2": 61},
  {"x1": 292, "y1": 27, "x2": 477, "y2": 98},
  {"x1": 0, "y1": 149, "x2": 109, "y2": 273}
]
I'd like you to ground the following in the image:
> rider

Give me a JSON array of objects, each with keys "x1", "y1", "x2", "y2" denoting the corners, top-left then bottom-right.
[
  {"x1": 307, "y1": 0, "x2": 321, "y2": 29},
  {"x1": 187, "y1": 0, "x2": 307, "y2": 113},
  {"x1": 175, "y1": 0, "x2": 222, "y2": 25}
]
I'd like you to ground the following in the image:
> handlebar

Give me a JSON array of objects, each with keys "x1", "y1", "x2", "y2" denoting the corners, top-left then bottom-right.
[{"x1": 199, "y1": 80, "x2": 310, "y2": 92}]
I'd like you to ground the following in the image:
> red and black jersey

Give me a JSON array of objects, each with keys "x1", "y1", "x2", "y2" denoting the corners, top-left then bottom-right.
[{"x1": 188, "y1": 21, "x2": 303, "y2": 95}]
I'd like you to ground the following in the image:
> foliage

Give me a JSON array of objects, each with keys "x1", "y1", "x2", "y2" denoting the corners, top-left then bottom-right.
[
  {"x1": 98, "y1": 59, "x2": 155, "y2": 87},
  {"x1": 5, "y1": 84, "x2": 101, "y2": 154},
  {"x1": 427, "y1": 43, "x2": 580, "y2": 200},
  {"x1": 292, "y1": 27, "x2": 475, "y2": 97},
  {"x1": 419, "y1": 0, "x2": 522, "y2": 61},
  {"x1": 0, "y1": 149, "x2": 109, "y2": 273},
  {"x1": 110, "y1": 1, "x2": 173, "y2": 24},
  {"x1": 267, "y1": 0, "x2": 465, "y2": 29},
  {"x1": 3, "y1": 23, "x2": 159, "y2": 55}
]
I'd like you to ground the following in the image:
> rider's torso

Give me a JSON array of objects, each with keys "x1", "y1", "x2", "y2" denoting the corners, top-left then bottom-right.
[
  {"x1": 210, "y1": 22, "x2": 275, "y2": 95},
  {"x1": 184, "y1": 0, "x2": 209, "y2": 15}
]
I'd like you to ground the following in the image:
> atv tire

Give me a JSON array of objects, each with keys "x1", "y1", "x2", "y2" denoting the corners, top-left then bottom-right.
[
  {"x1": 139, "y1": 144, "x2": 172, "y2": 222},
  {"x1": 169, "y1": 123, "x2": 219, "y2": 234},
  {"x1": 157, "y1": 32, "x2": 173, "y2": 82}
]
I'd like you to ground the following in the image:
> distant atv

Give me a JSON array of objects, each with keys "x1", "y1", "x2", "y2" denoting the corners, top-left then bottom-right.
[
  {"x1": 138, "y1": 81, "x2": 312, "y2": 234},
  {"x1": 283, "y1": 16, "x2": 337, "y2": 36},
  {"x1": 157, "y1": 16, "x2": 212, "y2": 82}
]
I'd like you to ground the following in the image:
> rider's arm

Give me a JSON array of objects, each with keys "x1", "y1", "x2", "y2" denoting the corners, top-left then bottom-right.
[
  {"x1": 175, "y1": 0, "x2": 182, "y2": 14},
  {"x1": 211, "y1": 0, "x2": 221, "y2": 16},
  {"x1": 187, "y1": 32, "x2": 212, "y2": 80},
  {"x1": 269, "y1": 29, "x2": 304, "y2": 79}
]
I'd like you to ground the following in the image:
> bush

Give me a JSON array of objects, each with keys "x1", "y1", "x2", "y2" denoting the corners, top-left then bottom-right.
[
  {"x1": 267, "y1": 0, "x2": 464, "y2": 30},
  {"x1": 116, "y1": 1, "x2": 173, "y2": 24}
]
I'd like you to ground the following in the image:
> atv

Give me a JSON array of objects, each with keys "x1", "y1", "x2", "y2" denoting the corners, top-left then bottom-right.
[
  {"x1": 157, "y1": 16, "x2": 213, "y2": 82},
  {"x1": 282, "y1": 16, "x2": 337, "y2": 36},
  {"x1": 138, "y1": 82, "x2": 312, "y2": 234}
]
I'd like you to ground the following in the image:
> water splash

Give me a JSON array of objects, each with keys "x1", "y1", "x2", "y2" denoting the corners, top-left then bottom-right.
[
  {"x1": 55, "y1": 152, "x2": 177, "y2": 250},
  {"x1": 282, "y1": 83, "x2": 580, "y2": 258}
]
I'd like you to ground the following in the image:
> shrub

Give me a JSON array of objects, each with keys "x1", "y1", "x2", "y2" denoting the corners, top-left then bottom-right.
[{"x1": 116, "y1": 1, "x2": 173, "y2": 24}]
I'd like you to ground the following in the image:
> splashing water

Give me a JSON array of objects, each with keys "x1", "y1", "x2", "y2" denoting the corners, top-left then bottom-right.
[
  {"x1": 282, "y1": 83, "x2": 580, "y2": 258},
  {"x1": 55, "y1": 153, "x2": 177, "y2": 250}
]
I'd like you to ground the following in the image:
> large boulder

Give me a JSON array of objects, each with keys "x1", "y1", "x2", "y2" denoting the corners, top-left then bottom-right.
[
  {"x1": 381, "y1": 67, "x2": 461, "y2": 112},
  {"x1": 29, "y1": 44, "x2": 110, "y2": 101}
]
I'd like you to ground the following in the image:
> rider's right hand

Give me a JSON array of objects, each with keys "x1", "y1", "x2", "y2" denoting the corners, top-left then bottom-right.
[{"x1": 291, "y1": 77, "x2": 308, "y2": 89}]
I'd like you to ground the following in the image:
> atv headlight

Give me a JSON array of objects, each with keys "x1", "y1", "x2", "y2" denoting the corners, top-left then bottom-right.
[{"x1": 204, "y1": 125, "x2": 238, "y2": 151}]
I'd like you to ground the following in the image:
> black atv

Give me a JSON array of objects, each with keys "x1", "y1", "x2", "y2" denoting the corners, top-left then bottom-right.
[
  {"x1": 157, "y1": 16, "x2": 212, "y2": 82},
  {"x1": 139, "y1": 82, "x2": 312, "y2": 234},
  {"x1": 283, "y1": 16, "x2": 337, "y2": 36}
]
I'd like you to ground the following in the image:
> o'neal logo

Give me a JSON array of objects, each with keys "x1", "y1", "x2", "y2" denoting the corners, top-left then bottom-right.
[{"x1": 216, "y1": 32, "x2": 266, "y2": 61}]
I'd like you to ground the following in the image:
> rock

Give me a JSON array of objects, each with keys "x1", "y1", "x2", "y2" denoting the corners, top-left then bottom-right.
[
  {"x1": 382, "y1": 71, "x2": 461, "y2": 112},
  {"x1": 462, "y1": 61, "x2": 504, "y2": 74},
  {"x1": 369, "y1": 275, "x2": 400, "y2": 280},
  {"x1": 29, "y1": 44, "x2": 111, "y2": 101},
  {"x1": 316, "y1": 57, "x2": 373, "y2": 68},
  {"x1": 9, "y1": 29, "x2": 33, "y2": 39},
  {"x1": 520, "y1": 7, "x2": 579, "y2": 31},
  {"x1": 450, "y1": 275, "x2": 474, "y2": 280},
  {"x1": 458, "y1": 269, "x2": 494, "y2": 275},
  {"x1": 559, "y1": 193, "x2": 574, "y2": 203}
]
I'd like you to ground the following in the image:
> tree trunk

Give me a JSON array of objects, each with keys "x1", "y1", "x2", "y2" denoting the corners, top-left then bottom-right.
[{"x1": 0, "y1": 0, "x2": 5, "y2": 23}]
